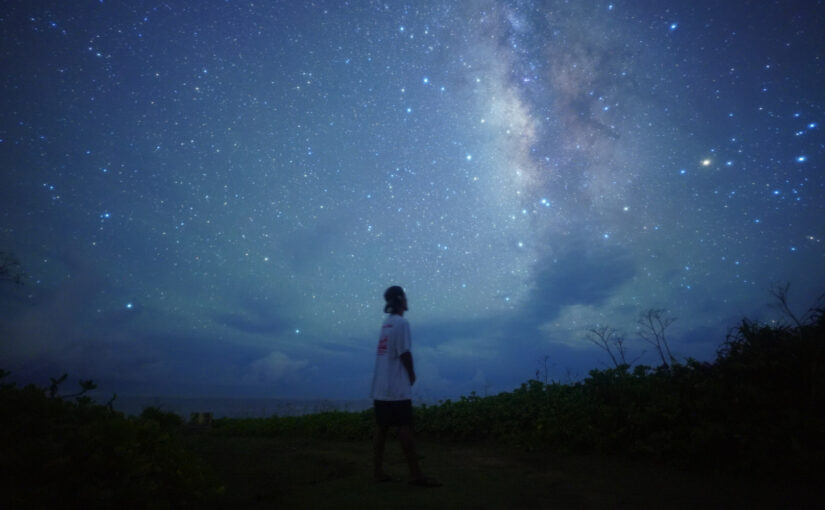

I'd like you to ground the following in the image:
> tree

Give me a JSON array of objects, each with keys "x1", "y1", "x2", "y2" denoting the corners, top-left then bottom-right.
[
  {"x1": 768, "y1": 282, "x2": 824, "y2": 329},
  {"x1": 637, "y1": 308, "x2": 676, "y2": 367},
  {"x1": 48, "y1": 373, "x2": 98, "y2": 400},
  {"x1": 535, "y1": 354, "x2": 554, "y2": 383},
  {"x1": 586, "y1": 326, "x2": 640, "y2": 368}
]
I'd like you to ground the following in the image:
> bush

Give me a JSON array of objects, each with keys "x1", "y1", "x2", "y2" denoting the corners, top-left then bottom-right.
[
  {"x1": 206, "y1": 307, "x2": 825, "y2": 474},
  {"x1": 0, "y1": 375, "x2": 224, "y2": 509}
]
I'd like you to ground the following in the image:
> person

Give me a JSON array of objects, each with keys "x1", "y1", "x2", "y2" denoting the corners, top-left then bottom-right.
[{"x1": 371, "y1": 286, "x2": 441, "y2": 487}]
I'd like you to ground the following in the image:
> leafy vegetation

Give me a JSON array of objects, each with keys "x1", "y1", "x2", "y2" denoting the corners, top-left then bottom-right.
[
  {"x1": 211, "y1": 297, "x2": 825, "y2": 475},
  {"x1": 0, "y1": 372, "x2": 223, "y2": 509},
  {"x1": 2, "y1": 287, "x2": 822, "y2": 508}
]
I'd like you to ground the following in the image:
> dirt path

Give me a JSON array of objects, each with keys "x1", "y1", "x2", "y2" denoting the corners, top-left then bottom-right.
[{"x1": 186, "y1": 435, "x2": 819, "y2": 509}]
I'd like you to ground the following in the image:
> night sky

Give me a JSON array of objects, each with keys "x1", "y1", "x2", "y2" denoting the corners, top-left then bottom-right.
[{"x1": 1, "y1": 1, "x2": 823, "y2": 401}]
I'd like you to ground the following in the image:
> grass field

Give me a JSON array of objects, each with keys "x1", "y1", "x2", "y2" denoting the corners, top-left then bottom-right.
[{"x1": 183, "y1": 433, "x2": 820, "y2": 509}]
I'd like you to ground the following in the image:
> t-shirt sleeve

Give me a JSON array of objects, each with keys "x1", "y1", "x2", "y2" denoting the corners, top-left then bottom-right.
[{"x1": 395, "y1": 319, "x2": 412, "y2": 356}]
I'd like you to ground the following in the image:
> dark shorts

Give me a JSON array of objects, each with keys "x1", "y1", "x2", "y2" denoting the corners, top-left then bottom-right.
[{"x1": 374, "y1": 399, "x2": 413, "y2": 427}]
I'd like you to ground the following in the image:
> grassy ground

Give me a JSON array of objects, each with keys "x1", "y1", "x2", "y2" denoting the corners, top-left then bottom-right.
[{"x1": 184, "y1": 433, "x2": 819, "y2": 509}]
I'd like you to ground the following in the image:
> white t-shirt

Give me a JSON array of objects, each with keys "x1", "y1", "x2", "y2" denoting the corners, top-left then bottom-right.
[{"x1": 370, "y1": 314, "x2": 412, "y2": 401}]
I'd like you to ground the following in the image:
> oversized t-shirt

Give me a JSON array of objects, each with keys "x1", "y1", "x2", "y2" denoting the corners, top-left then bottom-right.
[{"x1": 370, "y1": 314, "x2": 412, "y2": 401}]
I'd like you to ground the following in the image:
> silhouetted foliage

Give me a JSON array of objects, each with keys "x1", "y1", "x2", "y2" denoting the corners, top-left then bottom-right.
[
  {"x1": 586, "y1": 326, "x2": 639, "y2": 368},
  {"x1": 637, "y1": 308, "x2": 677, "y2": 367},
  {"x1": 0, "y1": 372, "x2": 223, "y2": 509},
  {"x1": 210, "y1": 294, "x2": 825, "y2": 475}
]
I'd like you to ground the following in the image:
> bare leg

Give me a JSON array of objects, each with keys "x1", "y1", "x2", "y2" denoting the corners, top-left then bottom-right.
[
  {"x1": 397, "y1": 425, "x2": 424, "y2": 480},
  {"x1": 373, "y1": 424, "x2": 389, "y2": 480}
]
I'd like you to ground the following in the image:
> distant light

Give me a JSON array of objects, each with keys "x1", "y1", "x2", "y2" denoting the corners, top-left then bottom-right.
[
  {"x1": 701, "y1": 159, "x2": 711, "y2": 166},
  {"x1": 603, "y1": 233, "x2": 610, "y2": 239},
  {"x1": 772, "y1": 189, "x2": 781, "y2": 196},
  {"x1": 406, "y1": 107, "x2": 412, "y2": 113},
  {"x1": 295, "y1": 329, "x2": 301, "y2": 334},
  {"x1": 422, "y1": 77, "x2": 429, "y2": 84},
  {"x1": 796, "y1": 155, "x2": 807, "y2": 163},
  {"x1": 669, "y1": 22, "x2": 678, "y2": 31},
  {"x1": 808, "y1": 122, "x2": 818, "y2": 129},
  {"x1": 465, "y1": 154, "x2": 472, "y2": 161},
  {"x1": 126, "y1": 303, "x2": 134, "y2": 310},
  {"x1": 608, "y1": 4, "x2": 614, "y2": 10},
  {"x1": 679, "y1": 169, "x2": 687, "y2": 175}
]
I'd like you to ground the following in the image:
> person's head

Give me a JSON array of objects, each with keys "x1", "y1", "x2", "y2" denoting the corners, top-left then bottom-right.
[{"x1": 383, "y1": 285, "x2": 407, "y2": 315}]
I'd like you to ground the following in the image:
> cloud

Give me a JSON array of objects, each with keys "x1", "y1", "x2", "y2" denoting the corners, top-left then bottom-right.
[
  {"x1": 525, "y1": 239, "x2": 636, "y2": 323},
  {"x1": 245, "y1": 351, "x2": 308, "y2": 384},
  {"x1": 213, "y1": 294, "x2": 291, "y2": 336}
]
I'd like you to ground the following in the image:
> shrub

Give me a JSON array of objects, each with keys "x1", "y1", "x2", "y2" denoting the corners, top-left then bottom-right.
[
  {"x1": 205, "y1": 306, "x2": 824, "y2": 474},
  {"x1": 0, "y1": 375, "x2": 224, "y2": 509}
]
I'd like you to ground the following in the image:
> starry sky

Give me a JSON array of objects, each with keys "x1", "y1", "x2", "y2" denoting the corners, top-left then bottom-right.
[{"x1": 1, "y1": 0, "x2": 823, "y2": 401}]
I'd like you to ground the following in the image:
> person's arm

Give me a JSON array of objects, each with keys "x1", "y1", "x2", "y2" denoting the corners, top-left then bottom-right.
[{"x1": 400, "y1": 351, "x2": 416, "y2": 386}]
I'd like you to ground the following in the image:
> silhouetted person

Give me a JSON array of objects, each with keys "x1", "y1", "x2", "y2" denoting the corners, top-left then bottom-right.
[{"x1": 371, "y1": 286, "x2": 441, "y2": 487}]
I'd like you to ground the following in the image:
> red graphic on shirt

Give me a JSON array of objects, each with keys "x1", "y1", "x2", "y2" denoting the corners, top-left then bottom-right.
[{"x1": 377, "y1": 336, "x2": 388, "y2": 355}]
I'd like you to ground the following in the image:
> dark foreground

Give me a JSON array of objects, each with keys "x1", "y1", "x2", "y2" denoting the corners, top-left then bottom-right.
[{"x1": 184, "y1": 433, "x2": 820, "y2": 510}]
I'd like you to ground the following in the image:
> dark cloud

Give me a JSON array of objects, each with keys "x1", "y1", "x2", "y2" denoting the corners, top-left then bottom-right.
[
  {"x1": 525, "y1": 241, "x2": 636, "y2": 323},
  {"x1": 213, "y1": 294, "x2": 291, "y2": 336}
]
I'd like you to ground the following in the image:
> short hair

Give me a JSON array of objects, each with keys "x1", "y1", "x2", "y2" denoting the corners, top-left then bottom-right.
[{"x1": 383, "y1": 285, "x2": 405, "y2": 314}]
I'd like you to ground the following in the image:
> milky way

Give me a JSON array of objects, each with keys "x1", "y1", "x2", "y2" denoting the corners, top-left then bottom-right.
[{"x1": 1, "y1": 1, "x2": 823, "y2": 400}]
